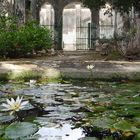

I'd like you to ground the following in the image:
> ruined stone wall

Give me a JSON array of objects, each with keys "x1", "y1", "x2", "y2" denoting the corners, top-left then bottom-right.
[
  {"x1": 11, "y1": 0, "x2": 99, "y2": 49},
  {"x1": 37, "y1": 0, "x2": 91, "y2": 50}
]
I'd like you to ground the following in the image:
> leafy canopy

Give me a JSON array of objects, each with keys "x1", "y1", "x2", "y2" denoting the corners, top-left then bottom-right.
[{"x1": 82, "y1": 0, "x2": 140, "y2": 12}]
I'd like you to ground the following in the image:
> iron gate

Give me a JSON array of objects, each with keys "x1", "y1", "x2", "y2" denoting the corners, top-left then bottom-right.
[
  {"x1": 76, "y1": 24, "x2": 115, "y2": 50},
  {"x1": 76, "y1": 23, "x2": 97, "y2": 50}
]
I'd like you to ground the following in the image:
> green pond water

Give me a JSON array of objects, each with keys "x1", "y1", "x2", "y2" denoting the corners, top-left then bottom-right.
[{"x1": 0, "y1": 81, "x2": 140, "y2": 140}]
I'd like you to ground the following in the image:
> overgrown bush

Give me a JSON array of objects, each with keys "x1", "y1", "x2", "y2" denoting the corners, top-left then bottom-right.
[{"x1": 0, "y1": 16, "x2": 52, "y2": 58}]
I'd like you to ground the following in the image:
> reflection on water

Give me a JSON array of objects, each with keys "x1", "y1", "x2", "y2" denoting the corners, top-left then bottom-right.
[{"x1": 38, "y1": 124, "x2": 84, "y2": 140}]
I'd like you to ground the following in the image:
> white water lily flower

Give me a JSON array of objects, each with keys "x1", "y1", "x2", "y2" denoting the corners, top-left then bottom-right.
[
  {"x1": 86, "y1": 64, "x2": 95, "y2": 70},
  {"x1": 30, "y1": 80, "x2": 36, "y2": 84},
  {"x1": 1, "y1": 96, "x2": 28, "y2": 115}
]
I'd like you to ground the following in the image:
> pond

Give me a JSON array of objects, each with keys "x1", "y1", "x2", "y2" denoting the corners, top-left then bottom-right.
[{"x1": 0, "y1": 80, "x2": 140, "y2": 140}]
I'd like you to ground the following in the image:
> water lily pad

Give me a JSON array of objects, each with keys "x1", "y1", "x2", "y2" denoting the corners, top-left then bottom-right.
[
  {"x1": 94, "y1": 106, "x2": 107, "y2": 113},
  {"x1": 0, "y1": 126, "x2": 4, "y2": 136},
  {"x1": 116, "y1": 108, "x2": 139, "y2": 117},
  {"x1": 123, "y1": 131, "x2": 135, "y2": 138},
  {"x1": 133, "y1": 117, "x2": 140, "y2": 125},
  {"x1": 134, "y1": 133, "x2": 140, "y2": 140},
  {"x1": 0, "y1": 80, "x2": 140, "y2": 139},
  {"x1": 19, "y1": 134, "x2": 41, "y2": 140},
  {"x1": 21, "y1": 103, "x2": 35, "y2": 111},
  {"x1": 0, "y1": 115, "x2": 15, "y2": 124},
  {"x1": 4, "y1": 122, "x2": 38, "y2": 139},
  {"x1": 93, "y1": 117, "x2": 115, "y2": 129},
  {"x1": 114, "y1": 120, "x2": 137, "y2": 132}
]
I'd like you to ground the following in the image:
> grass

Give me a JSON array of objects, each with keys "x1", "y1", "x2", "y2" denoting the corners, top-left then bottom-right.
[
  {"x1": 10, "y1": 70, "x2": 42, "y2": 82},
  {"x1": 0, "y1": 68, "x2": 61, "y2": 83}
]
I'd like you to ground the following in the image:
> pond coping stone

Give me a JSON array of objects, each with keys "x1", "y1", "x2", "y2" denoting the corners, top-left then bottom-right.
[{"x1": 1, "y1": 59, "x2": 140, "y2": 81}]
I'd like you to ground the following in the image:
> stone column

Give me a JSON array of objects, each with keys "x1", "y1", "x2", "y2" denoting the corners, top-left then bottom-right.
[
  {"x1": 30, "y1": 0, "x2": 39, "y2": 21},
  {"x1": 14, "y1": 0, "x2": 25, "y2": 23},
  {"x1": 47, "y1": 4, "x2": 52, "y2": 26},
  {"x1": 90, "y1": 8, "x2": 99, "y2": 48},
  {"x1": 76, "y1": 4, "x2": 81, "y2": 50},
  {"x1": 134, "y1": 13, "x2": 140, "y2": 48},
  {"x1": 53, "y1": 5, "x2": 63, "y2": 50},
  {"x1": 114, "y1": 10, "x2": 118, "y2": 38},
  {"x1": 7, "y1": 0, "x2": 14, "y2": 16}
]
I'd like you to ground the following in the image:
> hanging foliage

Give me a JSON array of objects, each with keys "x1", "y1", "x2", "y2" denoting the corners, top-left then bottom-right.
[
  {"x1": 82, "y1": 0, "x2": 140, "y2": 13},
  {"x1": 82, "y1": 0, "x2": 106, "y2": 9}
]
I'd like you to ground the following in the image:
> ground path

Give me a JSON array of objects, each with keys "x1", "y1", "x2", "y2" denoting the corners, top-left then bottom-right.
[{"x1": 1, "y1": 51, "x2": 140, "y2": 81}]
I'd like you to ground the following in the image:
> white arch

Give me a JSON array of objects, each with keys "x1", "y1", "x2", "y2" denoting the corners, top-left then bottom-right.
[
  {"x1": 63, "y1": 2, "x2": 91, "y2": 51},
  {"x1": 99, "y1": 4, "x2": 122, "y2": 39},
  {"x1": 40, "y1": 2, "x2": 54, "y2": 30}
]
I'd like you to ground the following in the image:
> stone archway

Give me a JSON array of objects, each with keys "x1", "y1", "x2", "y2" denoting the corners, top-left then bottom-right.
[
  {"x1": 27, "y1": 0, "x2": 99, "y2": 50},
  {"x1": 39, "y1": 2, "x2": 54, "y2": 32},
  {"x1": 10, "y1": 0, "x2": 100, "y2": 50},
  {"x1": 99, "y1": 4, "x2": 116, "y2": 39},
  {"x1": 63, "y1": 2, "x2": 91, "y2": 51},
  {"x1": 38, "y1": 0, "x2": 91, "y2": 50}
]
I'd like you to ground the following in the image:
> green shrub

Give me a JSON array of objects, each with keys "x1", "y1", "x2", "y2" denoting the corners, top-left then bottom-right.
[
  {"x1": 0, "y1": 16, "x2": 18, "y2": 57},
  {"x1": 0, "y1": 16, "x2": 52, "y2": 58}
]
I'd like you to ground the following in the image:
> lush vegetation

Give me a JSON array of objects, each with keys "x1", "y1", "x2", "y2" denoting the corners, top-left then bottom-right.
[
  {"x1": 82, "y1": 0, "x2": 140, "y2": 12},
  {"x1": 0, "y1": 16, "x2": 52, "y2": 58}
]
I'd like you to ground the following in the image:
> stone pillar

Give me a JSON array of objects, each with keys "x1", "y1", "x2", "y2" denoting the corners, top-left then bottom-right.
[
  {"x1": 53, "y1": 6, "x2": 63, "y2": 50},
  {"x1": 90, "y1": 8, "x2": 99, "y2": 48},
  {"x1": 114, "y1": 10, "x2": 117, "y2": 36},
  {"x1": 7, "y1": 0, "x2": 14, "y2": 16},
  {"x1": 134, "y1": 13, "x2": 140, "y2": 48},
  {"x1": 30, "y1": 0, "x2": 39, "y2": 21},
  {"x1": 76, "y1": 4, "x2": 81, "y2": 50},
  {"x1": 14, "y1": 0, "x2": 25, "y2": 23},
  {"x1": 47, "y1": 4, "x2": 52, "y2": 26}
]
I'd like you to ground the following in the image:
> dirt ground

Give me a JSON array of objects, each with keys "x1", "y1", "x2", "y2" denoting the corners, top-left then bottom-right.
[{"x1": 1, "y1": 51, "x2": 140, "y2": 81}]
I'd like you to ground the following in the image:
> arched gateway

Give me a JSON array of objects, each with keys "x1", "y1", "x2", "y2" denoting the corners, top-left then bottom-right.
[
  {"x1": 63, "y1": 2, "x2": 91, "y2": 50},
  {"x1": 38, "y1": 0, "x2": 96, "y2": 50},
  {"x1": 13, "y1": 0, "x2": 119, "y2": 50},
  {"x1": 13, "y1": 0, "x2": 99, "y2": 50}
]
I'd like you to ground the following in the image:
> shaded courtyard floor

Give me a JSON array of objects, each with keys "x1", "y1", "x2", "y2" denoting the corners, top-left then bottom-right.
[{"x1": 1, "y1": 51, "x2": 140, "y2": 81}]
